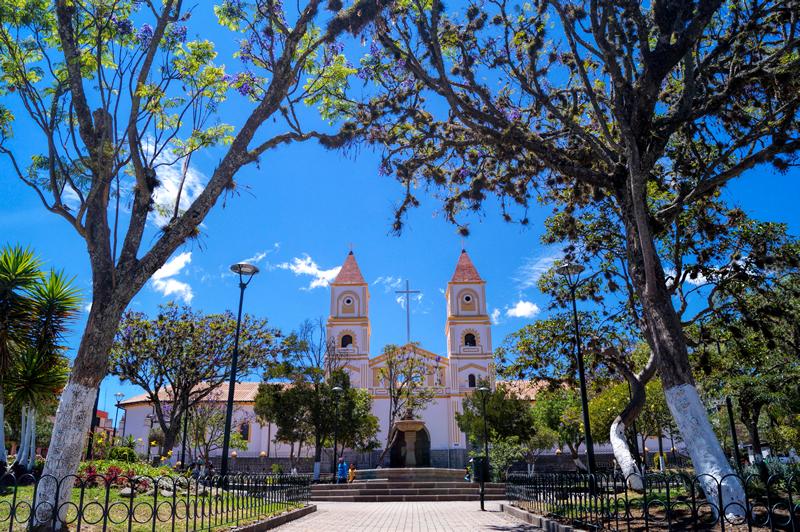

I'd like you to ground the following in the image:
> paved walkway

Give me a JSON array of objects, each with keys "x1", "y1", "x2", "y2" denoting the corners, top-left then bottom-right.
[{"x1": 278, "y1": 501, "x2": 540, "y2": 531}]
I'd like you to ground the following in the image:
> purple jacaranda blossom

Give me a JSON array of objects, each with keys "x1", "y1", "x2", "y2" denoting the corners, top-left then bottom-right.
[
  {"x1": 369, "y1": 41, "x2": 381, "y2": 56},
  {"x1": 233, "y1": 71, "x2": 257, "y2": 96},
  {"x1": 239, "y1": 39, "x2": 253, "y2": 63},
  {"x1": 169, "y1": 24, "x2": 187, "y2": 44},
  {"x1": 112, "y1": 15, "x2": 134, "y2": 36},
  {"x1": 137, "y1": 23, "x2": 154, "y2": 47},
  {"x1": 505, "y1": 107, "x2": 522, "y2": 121}
]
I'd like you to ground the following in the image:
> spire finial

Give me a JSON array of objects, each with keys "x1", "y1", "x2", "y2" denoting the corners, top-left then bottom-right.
[{"x1": 348, "y1": 242, "x2": 354, "y2": 255}]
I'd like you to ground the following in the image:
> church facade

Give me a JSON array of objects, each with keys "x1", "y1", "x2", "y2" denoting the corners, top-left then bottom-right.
[{"x1": 327, "y1": 249, "x2": 495, "y2": 467}]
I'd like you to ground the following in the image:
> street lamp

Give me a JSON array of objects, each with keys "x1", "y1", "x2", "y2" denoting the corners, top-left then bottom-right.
[
  {"x1": 556, "y1": 261, "x2": 597, "y2": 479},
  {"x1": 220, "y1": 262, "x2": 259, "y2": 479},
  {"x1": 331, "y1": 386, "x2": 344, "y2": 480},
  {"x1": 112, "y1": 392, "x2": 124, "y2": 444},
  {"x1": 477, "y1": 385, "x2": 490, "y2": 511}
]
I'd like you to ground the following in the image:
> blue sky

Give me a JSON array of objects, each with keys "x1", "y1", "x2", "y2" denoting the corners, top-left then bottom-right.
[{"x1": 1, "y1": 5, "x2": 798, "y2": 415}]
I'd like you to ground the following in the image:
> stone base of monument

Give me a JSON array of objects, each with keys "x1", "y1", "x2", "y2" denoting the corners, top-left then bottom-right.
[{"x1": 310, "y1": 468, "x2": 506, "y2": 502}]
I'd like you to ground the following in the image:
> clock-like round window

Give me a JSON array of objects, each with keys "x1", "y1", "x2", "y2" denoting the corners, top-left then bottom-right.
[
  {"x1": 344, "y1": 297, "x2": 353, "y2": 305},
  {"x1": 463, "y1": 294, "x2": 472, "y2": 303}
]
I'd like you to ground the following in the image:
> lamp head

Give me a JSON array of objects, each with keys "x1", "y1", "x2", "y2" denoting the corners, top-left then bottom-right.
[
  {"x1": 231, "y1": 262, "x2": 259, "y2": 276},
  {"x1": 477, "y1": 386, "x2": 490, "y2": 393},
  {"x1": 332, "y1": 386, "x2": 344, "y2": 393}
]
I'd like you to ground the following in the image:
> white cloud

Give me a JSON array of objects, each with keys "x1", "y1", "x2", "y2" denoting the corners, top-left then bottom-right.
[
  {"x1": 374, "y1": 276, "x2": 404, "y2": 292},
  {"x1": 243, "y1": 242, "x2": 281, "y2": 264},
  {"x1": 151, "y1": 251, "x2": 194, "y2": 303},
  {"x1": 513, "y1": 252, "x2": 563, "y2": 289},
  {"x1": 137, "y1": 139, "x2": 207, "y2": 228},
  {"x1": 395, "y1": 292, "x2": 424, "y2": 309},
  {"x1": 490, "y1": 308, "x2": 501, "y2": 325},
  {"x1": 505, "y1": 300, "x2": 540, "y2": 319},
  {"x1": 276, "y1": 254, "x2": 340, "y2": 290}
]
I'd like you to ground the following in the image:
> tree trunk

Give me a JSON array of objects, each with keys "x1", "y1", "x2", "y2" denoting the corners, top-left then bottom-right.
[
  {"x1": 740, "y1": 402, "x2": 763, "y2": 462},
  {"x1": 17, "y1": 405, "x2": 29, "y2": 469},
  {"x1": 27, "y1": 407, "x2": 36, "y2": 470},
  {"x1": 606, "y1": 350, "x2": 656, "y2": 491},
  {"x1": 313, "y1": 437, "x2": 322, "y2": 480},
  {"x1": 0, "y1": 385, "x2": 7, "y2": 467},
  {"x1": 34, "y1": 299, "x2": 125, "y2": 530},
  {"x1": 617, "y1": 184, "x2": 745, "y2": 518}
]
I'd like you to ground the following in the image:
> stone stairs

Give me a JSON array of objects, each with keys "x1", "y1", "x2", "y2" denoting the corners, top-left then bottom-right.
[{"x1": 310, "y1": 468, "x2": 506, "y2": 502}]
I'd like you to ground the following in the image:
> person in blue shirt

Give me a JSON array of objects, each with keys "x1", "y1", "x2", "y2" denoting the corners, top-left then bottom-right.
[{"x1": 336, "y1": 457, "x2": 348, "y2": 484}]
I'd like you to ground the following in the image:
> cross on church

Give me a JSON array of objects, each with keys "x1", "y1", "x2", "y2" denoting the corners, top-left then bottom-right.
[{"x1": 395, "y1": 280, "x2": 421, "y2": 344}]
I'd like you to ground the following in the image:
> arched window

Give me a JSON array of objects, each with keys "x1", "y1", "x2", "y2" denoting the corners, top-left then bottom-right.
[
  {"x1": 468, "y1": 374, "x2": 476, "y2": 388},
  {"x1": 239, "y1": 422, "x2": 250, "y2": 441},
  {"x1": 341, "y1": 334, "x2": 353, "y2": 348},
  {"x1": 464, "y1": 333, "x2": 477, "y2": 347}
]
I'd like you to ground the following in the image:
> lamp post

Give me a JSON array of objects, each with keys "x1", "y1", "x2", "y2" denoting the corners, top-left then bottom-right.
[
  {"x1": 220, "y1": 262, "x2": 259, "y2": 479},
  {"x1": 556, "y1": 261, "x2": 597, "y2": 479},
  {"x1": 331, "y1": 386, "x2": 343, "y2": 480},
  {"x1": 112, "y1": 392, "x2": 124, "y2": 445},
  {"x1": 477, "y1": 385, "x2": 490, "y2": 511}
]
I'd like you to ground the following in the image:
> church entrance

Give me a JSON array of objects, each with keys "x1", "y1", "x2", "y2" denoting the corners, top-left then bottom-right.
[{"x1": 389, "y1": 428, "x2": 431, "y2": 467}]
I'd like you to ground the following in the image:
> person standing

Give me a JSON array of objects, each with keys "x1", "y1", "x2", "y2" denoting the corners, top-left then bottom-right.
[{"x1": 336, "y1": 457, "x2": 348, "y2": 484}]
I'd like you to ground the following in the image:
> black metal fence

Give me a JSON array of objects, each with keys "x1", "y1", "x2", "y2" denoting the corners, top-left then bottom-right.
[
  {"x1": 507, "y1": 471, "x2": 800, "y2": 531},
  {"x1": 0, "y1": 472, "x2": 310, "y2": 531}
]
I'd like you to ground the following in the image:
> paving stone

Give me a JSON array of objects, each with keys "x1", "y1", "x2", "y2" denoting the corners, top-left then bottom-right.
[{"x1": 277, "y1": 501, "x2": 541, "y2": 531}]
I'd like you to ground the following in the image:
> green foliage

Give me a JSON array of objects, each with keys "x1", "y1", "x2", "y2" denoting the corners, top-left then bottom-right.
[
  {"x1": 108, "y1": 446, "x2": 138, "y2": 463},
  {"x1": 110, "y1": 302, "x2": 284, "y2": 453},
  {"x1": 529, "y1": 387, "x2": 583, "y2": 456},
  {"x1": 456, "y1": 382, "x2": 536, "y2": 446},
  {"x1": 486, "y1": 437, "x2": 527, "y2": 482},
  {"x1": 78, "y1": 460, "x2": 174, "y2": 479}
]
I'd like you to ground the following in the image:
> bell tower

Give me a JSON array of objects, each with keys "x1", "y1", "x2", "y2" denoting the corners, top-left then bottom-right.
[
  {"x1": 327, "y1": 251, "x2": 370, "y2": 387},
  {"x1": 445, "y1": 249, "x2": 494, "y2": 391}
]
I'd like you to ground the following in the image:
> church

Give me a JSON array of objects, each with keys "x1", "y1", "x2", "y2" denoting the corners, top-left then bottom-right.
[
  {"x1": 327, "y1": 249, "x2": 495, "y2": 468},
  {"x1": 119, "y1": 249, "x2": 495, "y2": 470}
]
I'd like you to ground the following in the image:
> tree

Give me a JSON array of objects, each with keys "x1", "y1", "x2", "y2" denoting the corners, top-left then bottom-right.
[
  {"x1": 456, "y1": 382, "x2": 536, "y2": 446},
  {"x1": 362, "y1": 0, "x2": 800, "y2": 510},
  {"x1": 0, "y1": 247, "x2": 79, "y2": 471},
  {"x1": 110, "y1": 303, "x2": 281, "y2": 455},
  {"x1": 0, "y1": 0, "x2": 390, "y2": 513},
  {"x1": 375, "y1": 343, "x2": 435, "y2": 464},
  {"x1": 186, "y1": 390, "x2": 250, "y2": 465},
  {"x1": 527, "y1": 387, "x2": 586, "y2": 470},
  {"x1": 692, "y1": 274, "x2": 800, "y2": 461},
  {"x1": 0, "y1": 245, "x2": 41, "y2": 468},
  {"x1": 257, "y1": 318, "x2": 344, "y2": 479}
]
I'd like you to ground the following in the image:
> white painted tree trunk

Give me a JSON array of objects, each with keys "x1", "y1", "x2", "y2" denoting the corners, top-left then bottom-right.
[
  {"x1": 17, "y1": 405, "x2": 30, "y2": 469},
  {"x1": 27, "y1": 407, "x2": 36, "y2": 468},
  {"x1": 34, "y1": 381, "x2": 96, "y2": 529},
  {"x1": 610, "y1": 416, "x2": 644, "y2": 491},
  {"x1": 0, "y1": 391, "x2": 7, "y2": 466},
  {"x1": 665, "y1": 384, "x2": 746, "y2": 519}
]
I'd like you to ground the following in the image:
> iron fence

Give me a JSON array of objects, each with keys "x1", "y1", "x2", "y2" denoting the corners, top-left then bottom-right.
[
  {"x1": 0, "y1": 472, "x2": 310, "y2": 531},
  {"x1": 507, "y1": 471, "x2": 800, "y2": 531}
]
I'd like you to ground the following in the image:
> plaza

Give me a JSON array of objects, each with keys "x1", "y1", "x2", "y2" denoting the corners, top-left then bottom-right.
[{"x1": 276, "y1": 501, "x2": 539, "y2": 532}]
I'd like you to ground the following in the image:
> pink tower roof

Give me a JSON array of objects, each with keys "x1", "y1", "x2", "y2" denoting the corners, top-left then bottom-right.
[
  {"x1": 450, "y1": 249, "x2": 483, "y2": 283},
  {"x1": 333, "y1": 251, "x2": 366, "y2": 285}
]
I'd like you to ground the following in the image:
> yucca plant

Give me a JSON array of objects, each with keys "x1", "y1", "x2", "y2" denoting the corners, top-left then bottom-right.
[{"x1": 0, "y1": 245, "x2": 42, "y2": 466}]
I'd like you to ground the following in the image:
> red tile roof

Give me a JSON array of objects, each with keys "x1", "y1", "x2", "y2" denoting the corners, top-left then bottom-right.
[
  {"x1": 119, "y1": 382, "x2": 263, "y2": 406},
  {"x1": 333, "y1": 251, "x2": 366, "y2": 285},
  {"x1": 450, "y1": 250, "x2": 483, "y2": 283}
]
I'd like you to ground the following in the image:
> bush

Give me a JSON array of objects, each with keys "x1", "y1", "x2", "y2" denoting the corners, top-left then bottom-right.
[
  {"x1": 271, "y1": 463, "x2": 284, "y2": 474},
  {"x1": 108, "y1": 446, "x2": 138, "y2": 463}
]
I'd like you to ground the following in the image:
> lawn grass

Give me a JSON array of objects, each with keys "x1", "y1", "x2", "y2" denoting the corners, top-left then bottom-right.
[{"x1": 0, "y1": 484, "x2": 300, "y2": 531}]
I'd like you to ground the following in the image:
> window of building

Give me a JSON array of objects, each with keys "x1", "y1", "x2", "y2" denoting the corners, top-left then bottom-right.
[
  {"x1": 464, "y1": 333, "x2": 477, "y2": 347},
  {"x1": 468, "y1": 374, "x2": 476, "y2": 388},
  {"x1": 341, "y1": 334, "x2": 353, "y2": 348},
  {"x1": 344, "y1": 297, "x2": 353, "y2": 305},
  {"x1": 239, "y1": 422, "x2": 250, "y2": 441}
]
